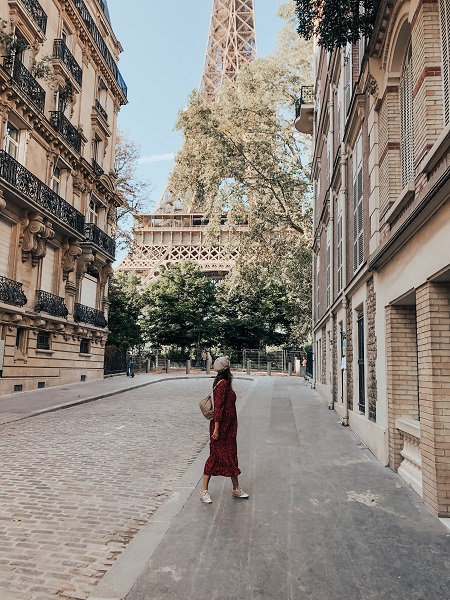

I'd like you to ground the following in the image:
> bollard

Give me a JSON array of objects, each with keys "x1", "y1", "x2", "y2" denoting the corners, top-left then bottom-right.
[
  {"x1": 206, "y1": 360, "x2": 211, "y2": 374},
  {"x1": 288, "y1": 362, "x2": 292, "y2": 376},
  {"x1": 267, "y1": 362, "x2": 271, "y2": 376},
  {"x1": 247, "y1": 360, "x2": 251, "y2": 375},
  {"x1": 186, "y1": 359, "x2": 191, "y2": 375},
  {"x1": 166, "y1": 359, "x2": 170, "y2": 373}
]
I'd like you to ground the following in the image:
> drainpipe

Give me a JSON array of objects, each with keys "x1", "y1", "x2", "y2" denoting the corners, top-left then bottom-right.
[{"x1": 341, "y1": 140, "x2": 349, "y2": 426}]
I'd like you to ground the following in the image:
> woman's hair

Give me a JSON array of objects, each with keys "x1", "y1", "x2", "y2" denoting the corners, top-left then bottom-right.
[{"x1": 214, "y1": 366, "x2": 233, "y2": 388}]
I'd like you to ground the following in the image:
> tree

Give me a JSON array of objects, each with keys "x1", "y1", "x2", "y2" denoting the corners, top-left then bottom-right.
[
  {"x1": 168, "y1": 2, "x2": 314, "y2": 346},
  {"x1": 107, "y1": 272, "x2": 144, "y2": 349},
  {"x1": 140, "y1": 262, "x2": 216, "y2": 353},
  {"x1": 294, "y1": 0, "x2": 380, "y2": 51},
  {"x1": 114, "y1": 130, "x2": 153, "y2": 249}
]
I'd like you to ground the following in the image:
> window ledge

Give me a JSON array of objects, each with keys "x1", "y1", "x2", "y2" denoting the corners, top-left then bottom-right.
[
  {"x1": 385, "y1": 181, "x2": 415, "y2": 225},
  {"x1": 79, "y1": 353, "x2": 92, "y2": 357},
  {"x1": 36, "y1": 349, "x2": 54, "y2": 355},
  {"x1": 419, "y1": 123, "x2": 450, "y2": 175}
]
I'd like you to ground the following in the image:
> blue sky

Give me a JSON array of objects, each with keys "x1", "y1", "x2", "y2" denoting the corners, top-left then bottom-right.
[{"x1": 107, "y1": 0, "x2": 285, "y2": 209}]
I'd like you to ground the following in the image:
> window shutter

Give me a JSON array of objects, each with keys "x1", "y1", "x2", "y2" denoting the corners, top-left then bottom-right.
[
  {"x1": 81, "y1": 274, "x2": 97, "y2": 308},
  {"x1": 337, "y1": 198, "x2": 343, "y2": 293},
  {"x1": 440, "y1": 0, "x2": 450, "y2": 125},
  {"x1": 344, "y1": 45, "x2": 352, "y2": 114},
  {"x1": 326, "y1": 225, "x2": 331, "y2": 308},
  {"x1": 0, "y1": 220, "x2": 11, "y2": 277},
  {"x1": 353, "y1": 135, "x2": 364, "y2": 272},
  {"x1": 41, "y1": 247, "x2": 55, "y2": 293},
  {"x1": 316, "y1": 254, "x2": 320, "y2": 319}
]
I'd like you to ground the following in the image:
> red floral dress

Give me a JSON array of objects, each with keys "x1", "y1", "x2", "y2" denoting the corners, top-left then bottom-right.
[{"x1": 204, "y1": 380, "x2": 241, "y2": 477}]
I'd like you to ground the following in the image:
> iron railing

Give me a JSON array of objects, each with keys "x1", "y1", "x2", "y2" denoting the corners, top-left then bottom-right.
[
  {"x1": 84, "y1": 222, "x2": 115, "y2": 258},
  {"x1": 0, "y1": 276, "x2": 27, "y2": 307},
  {"x1": 49, "y1": 111, "x2": 82, "y2": 152},
  {"x1": 3, "y1": 56, "x2": 45, "y2": 113},
  {"x1": 92, "y1": 158, "x2": 104, "y2": 177},
  {"x1": 95, "y1": 99, "x2": 108, "y2": 121},
  {"x1": 0, "y1": 150, "x2": 85, "y2": 235},
  {"x1": 35, "y1": 290, "x2": 68, "y2": 318},
  {"x1": 20, "y1": 0, "x2": 47, "y2": 33},
  {"x1": 74, "y1": 303, "x2": 108, "y2": 328},
  {"x1": 71, "y1": 0, "x2": 127, "y2": 98},
  {"x1": 53, "y1": 39, "x2": 83, "y2": 86},
  {"x1": 295, "y1": 85, "x2": 315, "y2": 119}
]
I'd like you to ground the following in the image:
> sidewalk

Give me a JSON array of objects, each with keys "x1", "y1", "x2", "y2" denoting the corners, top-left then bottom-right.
[
  {"x1": 0, "y1": 372, "x2": 212, "y2": 425},
  {"x1": 90, "y1": 377, "x2": 450, "y2": 600}
]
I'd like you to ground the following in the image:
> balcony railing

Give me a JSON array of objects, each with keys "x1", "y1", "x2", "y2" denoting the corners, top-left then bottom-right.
[
  {"x1": 0, "y1": 276, "x2": 27, "y2": 307},
  {"x1": 72, "y1": 0, "x2": 128, "y2": 99},
  {"x1": 0, "y1": 150, "x2": 85, "y2": 235},
  {"x1": 74, "y1": 303, "x2": 108, "y2": 328},
  {"x1": 49, "y1": 111, "x2": 82, "y2": 153},
  {"x1": 35, "y1": 290, "x2": 68, "y2": 318},
  {"x1": 53, "y1": 39, "x2": 83, "y2": 87},
  {"x1": 95, "y1": 99, "x2": 108, "y2": 121},
  {"x1": 3, "y1": 56, "x2": 45, "y2": 113},
  {"x1": 84, "y1": 222, "x2": 115, "y2": 258},
  {"x1": 91, "y1": 159, "x2": 104, "y2": 177},
  {"x1": 295, "y1": 86, "x2": 315, "y2": 119},
  {"x1": 20, "y1": 0, "x2": 48, "y2": 34}
]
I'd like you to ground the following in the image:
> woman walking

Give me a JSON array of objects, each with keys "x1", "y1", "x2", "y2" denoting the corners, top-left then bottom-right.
[{"x1": 200, "y1": 357, "x2": 249, "y2": 503}]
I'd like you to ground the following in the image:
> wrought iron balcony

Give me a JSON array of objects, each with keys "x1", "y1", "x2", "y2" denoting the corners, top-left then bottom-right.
[
  {"x1": 3, "y1": 56, "x2": 45, "y2": 113},
  {"x1": 53, "y1": 39, "x2": 83, "y2": 87},
  {"x1": 95, "y1": 99, "x2": 108, "y2": 122},
  {"x1": 72, "y1": 0, "x2": 128, "y2": 99},
  {"x1": 294, "y1": 86, "x2": 315, "y2": 135},
  {"x1": 0, "y1": 150, "x2": 85, "y2": 235},
  {"x1": 92, "y1": 159, "x2": 104, "y2": 177},
  {"x1": 19, "y1": 0, "x2": 48, "y2": 34},
  {"x1": 74, "y1": 303, "x2": 108, "y2": 328},
  {"x1": 0, "y1": 276, "x2": 27, "y2": 307},
  {"x1": 35, "y1": 290, "x2": 68, "y2": 318},
  {"x1": 84, "y1": 222, "x2": 115, "y2": 258},
  {"x1": 49, "y1": 111, "x2": 82, "y2": 153}
]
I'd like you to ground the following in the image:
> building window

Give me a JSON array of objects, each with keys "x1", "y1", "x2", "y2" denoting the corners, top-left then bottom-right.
[
  {"x1": 439, "y1": 0, "x2": 450, "y2": 126},
  {"x1": 15, "y1": 328, "x2": 28, "y2": 355},
  {"x1": 344, "y1": 43, "x2": 352, "y2": 114},
  {"x1": 337, "y1": 196, "x2": 343, "y2": 293},
  {"x1": 80, "y1": 338, "x2": 90, "y2": 354},
  {"x1": 357, "y1": 311, "x2": 365, "y2": 413},
  {"x1": 5, "y1": 123, "x2": 19, "y2": 159},
  {"x1": 326, "y1": 224, "x2": 331, "y2": 308},
  {"x1": 353, "y1": 133, "x2": 363, "y2": 272},
  {"x1": 400, "y1": 42, "x2": 414, "y2": 187},
  {"x1": 316, "y1": 254, "x2": 320, "y2": 319},
  {"x1": 87, "y1": 197, "x2": 99, "y2": 224},
  {"x1": 51, "y1": 165, "x2": 61, "y2": 195},
  {"x1": 37, "y1": 331, "x2": 51, "y2": 350}
]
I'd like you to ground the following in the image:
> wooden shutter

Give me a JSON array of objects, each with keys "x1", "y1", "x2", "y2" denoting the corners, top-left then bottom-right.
[
  {"x1": 344, "y1": 45, "x2": 352, "y2": 114},
  {"x1": 440, "y1": 0, "x2": 450, "y2": 125},
  {"x1": 316, "y1": 254, "x2": 320, "y2": 319},
  {"x1": 326, "y1": 225, "x2": 331, "y2": 308},
  {"x1": 0, "y1": 220, "x2": 11, "y2": 277},
  {"x1": 41, "y1": 247, "x2": 55, "y2": 293},
  {"x1": 81, "y1": 274, "x2": 97, "y2": 308},
  {"x1": 353, "y1": 135, "x2": 364, "y2": 272}
]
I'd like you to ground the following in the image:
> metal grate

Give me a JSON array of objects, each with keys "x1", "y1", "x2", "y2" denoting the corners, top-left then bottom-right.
[
  {"x1": 37, "y1": 331, "x2": 50, "y2": 350},
  {"x1": 439, "y1": 0, "x2": 450, "y2": 126},
  {"x1": 400, "y1": 44, "x2": 414, "y2": 188}
]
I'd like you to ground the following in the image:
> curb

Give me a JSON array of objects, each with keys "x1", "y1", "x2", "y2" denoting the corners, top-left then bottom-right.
[{"x1": 86, "y1": 376, "x2": 259, "y2": 600}]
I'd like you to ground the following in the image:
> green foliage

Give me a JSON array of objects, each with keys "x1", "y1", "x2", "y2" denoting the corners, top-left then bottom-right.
[
  {"x1": 107, "y1": 272, "x2": 144, "y2": 349},
  {"x1": 140, "y1": 263, "x2": 216, "y2": 351},
  {"x1": 0, "y1": 20, "x2": 31, "y2": 55},
  {"x1": 294, "y1": 0, "x2": 379, "y2": 50}
]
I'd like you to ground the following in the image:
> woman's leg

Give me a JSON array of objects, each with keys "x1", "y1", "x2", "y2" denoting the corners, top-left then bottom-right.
[
  {"x1": 231, "y1": 476, "x2": 239, "y2": 490},
  {"x1": 202, "y1": 474, "x2": 211, "y2": 492}
]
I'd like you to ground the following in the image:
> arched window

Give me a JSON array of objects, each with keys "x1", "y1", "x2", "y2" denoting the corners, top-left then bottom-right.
[{"x1": 399, "y1": 42, "x2": 414, "y2": 187}]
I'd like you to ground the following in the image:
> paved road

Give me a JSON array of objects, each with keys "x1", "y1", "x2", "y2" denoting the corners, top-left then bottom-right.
[{"x1": 0, "y1": 378, "x2": 253, "y2": 600}]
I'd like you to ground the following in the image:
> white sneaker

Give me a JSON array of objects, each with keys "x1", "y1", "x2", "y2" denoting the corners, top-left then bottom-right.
[
  {"x1": 232, "y1": 487, "x2": 249, "y2": 498},
  {"x1": 200, "y1": 490, "x2": 212, "y2": 503}
]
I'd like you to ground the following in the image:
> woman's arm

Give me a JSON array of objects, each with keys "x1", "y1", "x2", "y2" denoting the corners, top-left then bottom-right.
[{"x1": 212, "y1": 381, "x2": 227, "y2": 440}]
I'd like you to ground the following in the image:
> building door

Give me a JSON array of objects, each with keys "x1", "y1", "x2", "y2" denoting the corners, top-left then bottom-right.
[{"x1": 357, "y1": 311, "x2": 365, "y2": 412}]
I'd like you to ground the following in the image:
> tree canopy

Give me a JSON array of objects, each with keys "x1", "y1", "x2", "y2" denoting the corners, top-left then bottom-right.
[
  {"x1": 294, "y1": 0, "x2": 380, "y2": 51},
  {"x1": 107, "y1": 272, "x2": 144, "y2": 349}
]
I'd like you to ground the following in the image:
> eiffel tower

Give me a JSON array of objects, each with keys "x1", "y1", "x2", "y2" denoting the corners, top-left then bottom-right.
[{"x1": 117, "y1": 0, "x2": 256, "y2": 283}]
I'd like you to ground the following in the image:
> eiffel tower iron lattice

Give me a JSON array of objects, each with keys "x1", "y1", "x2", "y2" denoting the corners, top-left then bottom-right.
[{"x1": 117, "y1": 0, "x2": 256, "y2": 283}]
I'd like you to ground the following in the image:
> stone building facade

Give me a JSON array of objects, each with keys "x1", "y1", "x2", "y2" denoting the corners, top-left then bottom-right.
[
  {"x1": 0, "y1": 0, "x2": 126, "y2": 394},
  {"x1": 296, "y1": 0, "x2": 450, "y2": 516}
]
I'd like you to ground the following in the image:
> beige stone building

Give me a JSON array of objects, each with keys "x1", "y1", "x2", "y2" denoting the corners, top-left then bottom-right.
[
  {"x1": 297, "y1": 0, "x2": 450, "y2": 516},
  {"x1": 0, "y1": 0, "x2": 126, "y2": 394}
]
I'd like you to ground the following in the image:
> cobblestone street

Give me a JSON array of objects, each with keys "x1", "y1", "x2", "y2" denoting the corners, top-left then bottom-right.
[{"x1": 0, "y1": 378, "x2": 252, "y2": 600}]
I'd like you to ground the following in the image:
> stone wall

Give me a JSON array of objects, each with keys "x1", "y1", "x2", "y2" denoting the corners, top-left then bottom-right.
[{"x1": 366, "y1": 277, "x2": 378, "y2": 422}]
